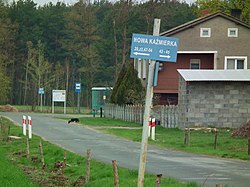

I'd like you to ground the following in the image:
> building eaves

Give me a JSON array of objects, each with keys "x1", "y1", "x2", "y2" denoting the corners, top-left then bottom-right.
[
  {"x1": 177, "y1": 69, "x2": 250, "y2": 82},
  {"x1": 161, "y1": 12, "x2": 250, "y2": 36}
]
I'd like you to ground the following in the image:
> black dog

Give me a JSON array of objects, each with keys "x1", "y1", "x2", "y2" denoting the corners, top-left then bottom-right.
[{"x1": 68, "y1": 118, "x2": 80, "y2": 124}]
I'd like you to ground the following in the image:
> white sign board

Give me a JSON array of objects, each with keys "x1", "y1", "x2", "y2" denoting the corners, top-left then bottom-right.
[
  {"x1": 52, "y1": 90, "x2": 66, "y2": 114},
  {"x1": 52, "y1": 90, "x2": 66, "y2": 102}
]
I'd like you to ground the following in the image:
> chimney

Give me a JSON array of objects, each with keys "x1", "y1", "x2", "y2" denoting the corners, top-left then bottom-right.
[{"x1": 230, "y1": 9, "x2": 242, "y2": 19}]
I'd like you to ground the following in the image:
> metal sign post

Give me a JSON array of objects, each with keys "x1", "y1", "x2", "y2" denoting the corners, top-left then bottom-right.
[
  {"x1": 75, "y1": 82, "x2": 81, "y2": 113},
  {"x1": 38, "y1": 88, "x2": 44, "y2": 112}
]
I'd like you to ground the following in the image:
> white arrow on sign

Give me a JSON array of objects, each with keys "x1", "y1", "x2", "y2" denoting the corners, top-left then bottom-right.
[
  {"x1": 159, "y1": 55, "x2": 171, "y2": 58},
  {"x1": 133, "y1": 52, "x2": 150, "y2": 56}
]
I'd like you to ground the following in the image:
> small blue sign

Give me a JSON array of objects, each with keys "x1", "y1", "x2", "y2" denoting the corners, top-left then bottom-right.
[
  {"x1": 130, "y1": 33, "x2": 179, "y2": 62},
  {"x1": 153, "y1": 62, "x2": 160, "y2": 87},
  {"x1": 38, "y1": 88, "x2": 44, "y2": 94},
  {"x1": 75, "y1": 82, "x2": 81, "y2": 93}
]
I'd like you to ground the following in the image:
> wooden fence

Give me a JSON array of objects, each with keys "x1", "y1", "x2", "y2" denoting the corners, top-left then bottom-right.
[
  {"x1": 104, "y1": 104, "x2": 178, "y2": 128},
  {"x1": 104, "y1": 104, "x2": 144, "y2": 124}
]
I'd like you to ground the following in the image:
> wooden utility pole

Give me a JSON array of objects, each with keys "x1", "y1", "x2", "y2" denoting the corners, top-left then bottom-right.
[{"x1": 137, "y1": 18, "x2": 161, "y2": 187}]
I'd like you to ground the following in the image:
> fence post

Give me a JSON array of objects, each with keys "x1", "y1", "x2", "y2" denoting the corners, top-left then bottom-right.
[
  {"x1": 112, "y1": 160, "x2": 119, "y2": 187},
  {"x1": 64, "y1": 150, "x2": 67, "y2": 166},
  {"x1": 184, "y1": 128, "x2": 190, "y2": 146},
  {"x1": 39, "y1": 141, "x2": 45, "y2": 173},
  {"x1": 3, "y1": 121, "x2": 6, "y2": 141},
  {"x1": 214, "y1": 129, "x2": 218, "y2": 150},
  {"x1": 86, "y1": 149, "x2": 91, "y2": 183},
  {"x1": 0, "y1": 116, "x2": 2, "y2": 131},
  {"x1": 7, "y1": 122, "x2": 11, "y2": 142},
  {"x1": 175, "y1": 105, "x2": 178, "y2": 128},
  {"x1": 26, "y1": 138, "x2": 30, "y2": 158},
  {"x1": 156, "y1": 174, "x2": 162, "y2": 187},
  {"x1": 170, "y1": 106, "x2": 174, "y2": 128},
  {"x1": 248, "y1": 139, "x2": 250, "y2": 155}
]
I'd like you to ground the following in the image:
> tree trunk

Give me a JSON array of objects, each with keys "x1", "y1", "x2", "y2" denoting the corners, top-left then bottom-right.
[
  {"x1": 23, "y1": 60, "x2": 29, "y2": 105},
  {"x1": 113, "y1": 19, "x2": 118, "y2": 82},
  {"x1": 121, "y1": 20, "x2": 127, "y2": 68}
]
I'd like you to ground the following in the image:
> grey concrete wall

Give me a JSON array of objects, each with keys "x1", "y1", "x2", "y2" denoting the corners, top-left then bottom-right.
[{"x1": 178, "y1": 77, "x2": 250, "y2": 128}]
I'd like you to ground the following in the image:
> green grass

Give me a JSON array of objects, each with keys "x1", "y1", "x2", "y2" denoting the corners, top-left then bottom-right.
[
  {"x1": 1, "y1": 105, "x2": 91, "y2": 114},
  {"x1": 0, "y1": 151, "x2": 39, "y2": 187},
  {"x1": 0, "y1": 117, "x2": 200, "y2": 187},
  {"x1": 76, "y1": 117, "x2": 250, "y2": 161},
  {"x1": 79, "y1": 117, "x2": 142, "y2": 127}
]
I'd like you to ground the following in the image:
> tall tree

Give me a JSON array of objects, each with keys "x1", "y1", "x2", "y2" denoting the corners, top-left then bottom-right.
[
  {"x1": 110, "y1": 61, "x2": 145, "y2": 105},
  {"x1": 1, "y1": 0, "x2": 198, "y2": 106},
  {"x1": 0, "y1": 0, "x2": 16, "y2": 104},
  {"x1": 38, "y1": 2, "x2": 69, "y2": 63},
  {"x1": 23, "y1": 41, "x2": 36, "y2": 105},
  {"x1": 65, "y1": 0, "x2": 100, "y2": 107},
  {"x1": 196, "y1": 0, "x2": 250, "y2": 24},
  {"x1": 8, "y1": 0, "x2": 41, "y2": 104}
]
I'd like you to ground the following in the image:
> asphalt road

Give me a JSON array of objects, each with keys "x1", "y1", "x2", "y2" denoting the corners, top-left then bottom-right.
[{"x1": 1, "y1": 112, "x2": 250, "y2": 187}]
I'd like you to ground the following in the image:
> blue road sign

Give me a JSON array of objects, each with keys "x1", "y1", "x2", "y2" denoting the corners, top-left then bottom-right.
[
  {"x1": 153, "y1": 62, "x2": 160, "y2": 87},
  {"x1": 75, "y1": 82, "x2": 81, "y2": 93},
  {"x1": 130, "y1": 33, "x2": 179, "y2": 62},
  {"x1": 38, "y1": 88, "x2": 44, "y2": 94}
]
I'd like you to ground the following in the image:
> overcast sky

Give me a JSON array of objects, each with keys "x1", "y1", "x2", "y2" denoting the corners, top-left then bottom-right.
[{"x1": 32, "y1": 0, "x2": 196, "y2": 6}]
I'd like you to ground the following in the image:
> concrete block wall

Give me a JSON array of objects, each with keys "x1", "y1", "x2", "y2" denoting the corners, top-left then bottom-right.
[{"x1": 178, "y1": 77, "x2": 250, "y2": 128}]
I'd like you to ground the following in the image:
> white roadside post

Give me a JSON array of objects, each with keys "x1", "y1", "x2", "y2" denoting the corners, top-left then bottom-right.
[
  {"x1": 148, "y1": 117, "x2": 151, "y2": 137},
  {"x1": 137, "y1": 19, "x2": 161, "y2": 187},
  {"x1": 151, "y1": 118, "x2": 156, "y2": 141},
  {"x1": 28, "y1": 116, "x2": 32, "y2": 139},
  {"x1": 22, "y1": 115, "x2": 26, "y2": 136}
]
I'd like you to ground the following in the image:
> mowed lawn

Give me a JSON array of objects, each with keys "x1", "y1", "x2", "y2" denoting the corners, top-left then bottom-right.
[{"x1": 78, "y1": 117, "x2": 250, "y2": 161}]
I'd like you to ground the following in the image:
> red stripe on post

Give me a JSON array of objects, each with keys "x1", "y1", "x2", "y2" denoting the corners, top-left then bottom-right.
[
  {"x1": 28, "y1": 116, "x2": 32, "y2": 126},
  {"x1": 151, "y1": 118, "x2": 156, "y2": 127}
]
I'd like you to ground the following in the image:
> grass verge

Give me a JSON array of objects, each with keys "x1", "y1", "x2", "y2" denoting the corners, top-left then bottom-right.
[
  {"x1": 0, "y1": 117, "x2": 199, "y2": 187},
  {"x1": 0, "y1": 105, "x2": 91, "y2": 114},
  {"x1": 78, "y1": 117, "x2": 250, "y2": 161}
]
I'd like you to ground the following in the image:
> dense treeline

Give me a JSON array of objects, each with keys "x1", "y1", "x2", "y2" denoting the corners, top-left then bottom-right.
[
  {"x1": 0, "y1": 0, "x2": 197, "y2": 107},
  {"x1": 0, "y1": 0, "x2": 249, "y2": 108}
]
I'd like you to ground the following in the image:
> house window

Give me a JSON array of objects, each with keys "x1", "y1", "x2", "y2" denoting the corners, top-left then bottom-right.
[
  {"x1": 228, "y1": 28, "x2": 238, "y2": 37},
  {"x1": 190, "y1": 59, "x2": 200, "y2": 69},
  {"x1": 225, "y1": 56, "x2": 247, "y2": 69},
  {"x1": 200, "y1": 28, "x2": 211, "y2": 37}
]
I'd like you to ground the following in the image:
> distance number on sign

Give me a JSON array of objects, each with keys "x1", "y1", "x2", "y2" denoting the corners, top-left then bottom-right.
[
  {"x1": 159, "y1": 49, "x2": 170, "y2": 54},
  {"x1": 134, "y1": 46, "x2": 153, "y2": 53}
]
